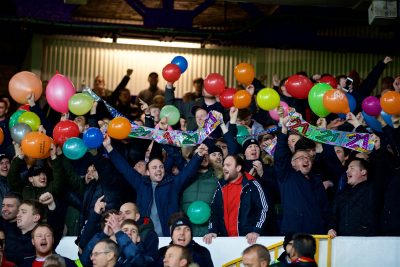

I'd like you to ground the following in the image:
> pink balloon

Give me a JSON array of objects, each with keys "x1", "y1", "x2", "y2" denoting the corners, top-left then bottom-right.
[
  {"x1": 269, "y1": 101, "x2": 289, "y2": 121},
  {"x1": 362, "y1": 96, "x2": 381, "y2": 116},
  {"x1": 46, "y1": 74, "x2": 76, "y2": 113}
]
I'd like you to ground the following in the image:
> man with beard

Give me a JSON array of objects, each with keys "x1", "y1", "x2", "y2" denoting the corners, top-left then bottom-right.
[
  {"x1": 19, "y1": 224, "x2": 75, "y2": 267},
  {"x1": 180, "y1": 145, "x2": 222, "y2": 237},
  {"x1": 274, "y1": 115, "x2": 328, "y2": 235},
  {"x1": 203, "y1": 155, "x2": 268, "y2": 245}
]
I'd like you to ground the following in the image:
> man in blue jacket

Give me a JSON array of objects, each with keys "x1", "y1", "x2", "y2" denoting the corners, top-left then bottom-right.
[
  {"x1": 274, "y1": 115, "x2": 328, "y2": 235},
  {"x1": 203, "y1": 154, "x2": 269, "y2": 245},
  {"x1": 103, "y1": 135, "x2": 208, "y2": 237}
]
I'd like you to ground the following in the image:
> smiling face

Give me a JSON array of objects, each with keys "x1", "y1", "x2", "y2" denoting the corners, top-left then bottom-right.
[
  {"x1": 147, "y1": 159, "x2": 165, "y2": 183},
  {"x1": 2, "y1": 197, "x2": 19, "y2": 222},
  {"x1": 346, "y1": 160, "x2": 367, "y2": 187},
  {"x1": 32, "y1": 226, "x2": 54, "y2": 257},
  {"x1": 29, "y1": 172, "x2": 47, "y2": 188},
  {"x1": 291, "y1": 150, "x2": 312, "y2": 175},
  {"x1": 288, "y1": 134, "x2": 301, "y2": 153},
  {"x1": 223, "y1": 156, "x2": 242, "y2": 182},
  {"x1": 209, "y1": 152, "x2": 223, "y2": 166},
  {"x1": 172, "y1": 225, "x2": 191, "y2": 247},
  {"x1": 195, "y1": 109, "x2": 208, "y2": 128},
  {"x1": 0, "y1": 158, "x2": 10, "y2": 177}
]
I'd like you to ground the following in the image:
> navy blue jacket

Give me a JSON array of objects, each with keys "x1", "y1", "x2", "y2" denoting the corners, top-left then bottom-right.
[
  {"x1": 274, "y1": 133, "x2": 329, "y2": 235},
  {"x1": 208, "y1": 173, "x2": 269, "y2": 236},
  {"x1": 109, "y1": 148, "x2": 203, "y2": 236},
  {"x1": 19, "y1": 254, "x2": 76, "y2": 267},
  {"x1": 80, "y1": 232, "x2": 152, "y2": 267}
]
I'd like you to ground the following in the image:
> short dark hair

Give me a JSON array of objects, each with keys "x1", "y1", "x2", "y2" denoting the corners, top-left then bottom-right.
[
  {"x1": 347, "y1": 158, "x2": 370, "y2": 174},
  {"x1": 4, "y1": 191, "x2": 23, "y2": 203},
  {"x1": 21, "y1": 199, "x2": 44, "y2": 221},
  {"x1": 193, "y1": 78, "x2": 204, "y2": 85},
  {"x1": 121, "y1": 219, "x2": 140, "y2": 233},
  {"x1": 242, "y1": 244, "x2": 271, "y2": 264},
  {"x1": 100, "y1": 209, "x2": 119, "y2": 230},
  {"x1": 225, "y1": 155, "x2": 244, "y2": 171},
  {"x1": 149, "y1": 72, "x2": 158, "y2": 78},
  {"x1": 292, "y1": 233, "x2": 316, "y2": 259}
]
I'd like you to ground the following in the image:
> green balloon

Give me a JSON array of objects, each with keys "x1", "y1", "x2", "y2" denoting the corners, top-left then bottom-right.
[
  {"x1": 237, "y1": 124, "x2": 250, "y2": 145},
  {"x1": 17, "y1": 111, "x2": 41, "y2": 131},
  {"x1": 308, "y1": 83, "x2": 331, "y2": 118},
  {"x1": 187, "y1": 201, "x2": 211, "y2": 225},
  {"x1": 160, "y1": 105, "x2": 180, "y2": 125},
  {"x1": 9, "y1": 110, "x2": 26, "y2": 129},
  {"x1": 68, "y1": 93, "x2": 94, "y2": 116}
]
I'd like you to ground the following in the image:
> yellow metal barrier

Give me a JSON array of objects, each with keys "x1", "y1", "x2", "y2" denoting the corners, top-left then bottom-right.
[{"x1": 222, "y1": 235, "x2": 331, "y2": 267}]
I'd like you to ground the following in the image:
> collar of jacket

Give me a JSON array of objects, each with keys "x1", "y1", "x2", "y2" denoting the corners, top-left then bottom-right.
[{"x1": 219, "y1": 172, "x2": 255, "y2": 188}]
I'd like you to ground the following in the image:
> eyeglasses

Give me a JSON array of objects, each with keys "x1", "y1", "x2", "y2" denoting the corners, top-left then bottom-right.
[
  {"x1": 292, "y1": 156, "x2": 311, "y2": 162},
  {"x1": 90, "y1": 251, "x2": 111, "y2": 257}
]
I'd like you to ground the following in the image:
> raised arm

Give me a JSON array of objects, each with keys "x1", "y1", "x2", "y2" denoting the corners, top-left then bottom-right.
[{"x1": 274, "y1": 116, "x2": 293, "y2": 182}]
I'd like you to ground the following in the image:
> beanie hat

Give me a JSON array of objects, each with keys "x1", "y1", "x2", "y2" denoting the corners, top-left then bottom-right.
[
  {"x1": 283, "y1": 232, "x2": 295, "y2": 250},
  {"x1": 27, "y1": 166, "x2": 47, "y2": 178},
  {"x1": 208, "y1": 145, "x2": 223, "y2": 155},
  {"x1": 170, "y1": 216, "x2": 193, "y2": 237},
  {"x1": 242, "y1": 138, "x2": 259, "y2": 152}
]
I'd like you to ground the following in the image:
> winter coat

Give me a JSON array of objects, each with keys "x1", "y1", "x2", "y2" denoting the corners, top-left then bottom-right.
[{"x1": 19, "y1": 254, "x2": 76, "y2": 267}]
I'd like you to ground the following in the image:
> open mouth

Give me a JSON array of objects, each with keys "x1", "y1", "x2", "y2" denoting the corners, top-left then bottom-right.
[{"x1": 40, "y1": 241, "x2": 48, "y2": 249}]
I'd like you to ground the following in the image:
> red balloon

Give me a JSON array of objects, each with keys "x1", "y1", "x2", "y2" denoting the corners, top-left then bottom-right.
[
  {"x1": 204, "y1": 73, "x2": 225, "y2": 96},
  {"x1": 162, "y1": 63, "x2": 181, "y2": 83},
  {"x1": 219, "y1": 88, "x2": 236, "y2": 108},
  {"x1": 53, "y1": 120, "x2": 80, "y2": 146},
  {"x1": 319, "y1": 75, "x2": 337, "y2": 89},
  {"x1": 285, "y1": 75, "x2": 314, "y2": 99}
]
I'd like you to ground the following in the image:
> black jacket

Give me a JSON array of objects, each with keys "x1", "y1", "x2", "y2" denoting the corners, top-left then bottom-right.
[{"x1": 19, "y1": 254, "x2": 76, "y2": 267}]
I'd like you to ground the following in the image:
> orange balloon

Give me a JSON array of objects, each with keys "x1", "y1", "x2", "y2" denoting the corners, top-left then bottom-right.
[
  {"x1": 21, "y1": 132, "x2": 52, "y2": 159},
  {"x1": 323, "y1": 89, "x2": 350, "y2": 114},
  {"x1": 234, "y1": 63, "x2": 255, "y2": 85},
  {"x1": 108, "y1": 117, "x2": 131, "y2": 140},
  {"x1": 233, "y1": 90, "x2": 252, "y2": 109},
  {"x1": 9, "y1": 71, "x2": 43, "y2": 104},
  {"x1": 380, "y1": 91, "x2": 400, "y2": 115},
  {"x1": 0, "y1": 128, "x2": 4, "y2": 145}
]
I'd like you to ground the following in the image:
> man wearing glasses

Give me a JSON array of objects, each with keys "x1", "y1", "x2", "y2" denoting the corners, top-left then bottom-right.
[
  {"x1": 90, "y1": 239, "x2": 119, "y2": 267},
  {"x1": 274, "y1": 114, "x2": 329, "y2": 235}
]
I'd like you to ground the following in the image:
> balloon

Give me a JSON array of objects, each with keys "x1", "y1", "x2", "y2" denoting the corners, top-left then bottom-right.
[
  {"x1": 237, "y1": 125, "x2": 250, "y2": 145},
  {"x1": 233, "y1": 90, "x2": 252, "y2": 109},
  {"x1": 160, "y1": 105, "x2": 180, "y2": 125},
  {"x1": 362, "y1": 111, "x2": 382, "y2": 133},
  {"x1": 234, "y1": 63, "x2": 255, "y2": 85},
  {"x1": 269, "y1": 101, "x2": 289, "y2": 121},
  {"x1": 187, "y1": 201, "x2": 211, "y2": 225},
  {"x1": 0, "y1": 128, "x2": 4, "y2": 145},
  {"x1": 19, "y1": 104, "x2": 30, "y2": 111},
  {"x1": 62, "y1": 137, "x2": 87, "y2": 160},
  {"x1": 53, "y1": 120, "x2": 80, "y2": 146},
  {"x1": 162, "y1": 63, "x2": 181, "y2": 83},
  {"x1": 380, "y1": 91, "x2": 400, "y2": 115},
  {"x1": 256, "y1": 88, "x2": 280, "y2": 111},
  {"x1": 308, "y1": 83, "x2": 331, "y2": 118},
  {"x1": 9, "y1": 110, "x2": 26, "y2": 129},
  {"x1": 107, "y1": 117, "x2": 131, "y2": 140},
  {"x1": 204, "y1": 73, "x2": 225, "y2": 96},
  {"x1": 18, "y1": 111, "x2": 41, "y2": 131},
  {"x1": 219, "y1": 88, "x2": 236, "y2": 108},
  {"x1": 83, "y1": 127, "x2": 103, "y2": 149},
  {"x1": 362, "y1": 96, "x2": 381, "y2": 116},
  {"x1": 46, "y1": 73, "x2": 76, "y2": 113},
  {"x1": 380, "y1": 111, "x2": 393, "y2": 127},
  {"x1": 285, "y1": 75, "x2": 314, "y2": 99},
  {"x1": 171, "y1": 56, "x2": 188, "y2": 73},
  {"x1": 68, "y1": 93, "x2": 94, "y2": 116},
  {"x1": 8, "y1": 71, "x2": 42, "y2": 104},
  {"x1": 11, "y1": 123, "x2": 32, "y2": 144},
  {"x1": 319, "y1": 75, "x2": 337, "y2": 89},
  {"x1": 21, "y1": 132, "x2": 53, "y2": 159},
  {"x1": 338, "y1": 93, "x2": 356, "y2": 119},
  {"x1": 323, "y1": 89, "x2": 350, "y2": 114}
]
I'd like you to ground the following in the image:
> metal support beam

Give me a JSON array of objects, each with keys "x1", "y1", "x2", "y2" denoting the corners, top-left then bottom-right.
[
  {"x1": 192, "y1": 0, "x2": 216, "y2": 18},
  {"x1": 125, "y1": 0, "x2": 147, "y2": 17},
  {"x1": 162, "y1": 0, "x2": 174, "y2": 12}
]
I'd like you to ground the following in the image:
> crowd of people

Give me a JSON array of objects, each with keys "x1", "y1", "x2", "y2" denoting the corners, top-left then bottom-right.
[{"x1": 0, "y1": 56, "x2": 399, "y2": 267}]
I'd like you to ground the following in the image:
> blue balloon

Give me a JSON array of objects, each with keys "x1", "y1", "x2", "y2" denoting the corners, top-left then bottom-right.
[
  {"x1": 338, "y1": 93, "x2": 357, "y2": 119},
  {"x1": 362, "y1": 111, "x2": 382, "y2": 133},
  {"x1": 171, "y1": 56, "x2": 188, "y2": 73},
  {"x1": 63, "y1": 137, "x2": 87, "y2": 160},
  {"x1": 381, "y1": 111, "x2": 394, "y2": 127},
  {"x1": 83, "y1": 127, "x2": 103, "y2": 149}
]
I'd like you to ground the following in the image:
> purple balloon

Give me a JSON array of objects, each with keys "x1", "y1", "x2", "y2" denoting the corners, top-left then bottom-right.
[{"x1": 362, "y1": 96, "x2": 381, "y2": 116}]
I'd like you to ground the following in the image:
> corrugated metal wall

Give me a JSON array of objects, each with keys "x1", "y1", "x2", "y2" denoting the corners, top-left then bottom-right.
[
  {"x1": 42, "y1": 37, "x2": 256, "y2": 98},
  {"x1": 42, "y1": 36, "x2": 400, "y2": 98}
]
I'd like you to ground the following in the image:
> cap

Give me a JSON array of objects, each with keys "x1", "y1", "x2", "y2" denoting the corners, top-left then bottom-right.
[
  {"x1": 27, "y1": 166, "x2": 47, "y2": 178},
  {"x1": 170, "y1": 216, "x2": 193, "y2": 237},
  {"x1": 242, "y1": 138, "x2": 259, "y2": 152}
]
